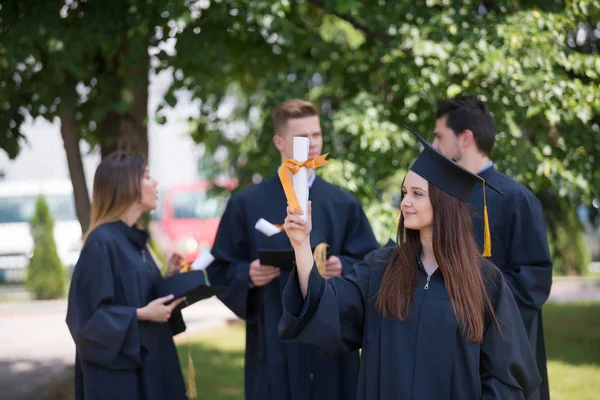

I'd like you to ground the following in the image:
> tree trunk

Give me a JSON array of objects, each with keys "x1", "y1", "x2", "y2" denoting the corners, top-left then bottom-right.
[
  {"x1": 119, "y1": 41, "x2": 149, "y2": 160},
  {"x1": 99, "y1": 38, "x2": 150, "y2": 161},
  {"x1": 99, "y1": 111, "x2": 119, "y2": 158},
  {"x1": 60, "y1": 110, "x2": 91, "y2": 234}
]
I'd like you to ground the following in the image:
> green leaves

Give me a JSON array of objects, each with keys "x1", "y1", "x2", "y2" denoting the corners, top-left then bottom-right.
[
  {"x1": 0, "y1": 0, "x2": 188, "y2": 157},
  {"x1": 1, "y1": 0, "x2": 598, "y2": 268},
  {"x1": 162, "y1": 0, "x2": 599, "y2": 249}
]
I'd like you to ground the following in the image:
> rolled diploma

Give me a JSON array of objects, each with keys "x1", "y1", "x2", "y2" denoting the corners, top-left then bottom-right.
[
  {"x1": 292, "y1": 137, "x2": 309, "y2": 222},
  {"x1": 191, "y1": 250, "x2": 215, "y2": 271},
  {"x1": 255, "y1": 218, "x2": 282, "y2": 237}
]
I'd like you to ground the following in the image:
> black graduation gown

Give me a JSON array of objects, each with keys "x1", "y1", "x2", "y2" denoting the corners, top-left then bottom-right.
[
  {"x1": 469, "y1": 167, "x2": 552, "y2": 400},
  {"x1": 207, "y1": 175, "x2": 379, "y2": 400},
  {"x1": 66, "y1": 221, "x2": 187, "y2": 400},
  {"x1": 279, "y1": 247, "x2": 542, "y2": 400}
]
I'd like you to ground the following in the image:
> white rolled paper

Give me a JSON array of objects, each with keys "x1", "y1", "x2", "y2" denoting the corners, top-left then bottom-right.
[
  {"x1": 292, "y1": 136, "x2": 310, "y2": 222},
  {"x1": 255, "y1": 218, "x2": 282, "y2": 237},
  {"x1": 191, "y1": 250, "x2": 215, "y2": 271}
]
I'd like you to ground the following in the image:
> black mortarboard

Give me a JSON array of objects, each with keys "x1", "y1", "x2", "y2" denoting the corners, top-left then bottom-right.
[
  {"x1": 155, "y1": 270, "x2": 221, "y2": 309},
  {"x1": 259, "y1": 245, "x2": 331, "y2": 272},
  {"x1": 404, "y1": 126, "x2": 504, "y2": 256}
]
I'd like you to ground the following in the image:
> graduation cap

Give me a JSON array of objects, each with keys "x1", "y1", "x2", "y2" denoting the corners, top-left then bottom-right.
[
  {"x1": 259, "y1": 243, "x2": 331, "y2": 272},
  {"x1": 155, "y1": 270, "x2": 221, "y2": 309},
  {"x1": 404, "y1": 125, "x2": 503, "y2": 257}
]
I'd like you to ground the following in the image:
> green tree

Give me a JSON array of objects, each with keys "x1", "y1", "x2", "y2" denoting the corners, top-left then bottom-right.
[
  {"x1": 0, "y1": 0, "x2": 189, "y2": 233},
  {"x1": 26, "y1": 196, "x2": 66, "y2": 300},
  {"x1": 163, "y1": 0, "x2": 599, "y2": 274},
  {"x1": 2, "y1": 1, "x2": 598, "y2": 274}
]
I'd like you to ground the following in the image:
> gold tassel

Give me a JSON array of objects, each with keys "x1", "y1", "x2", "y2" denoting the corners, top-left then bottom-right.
[
  {"x1": 313, "y1": 243, "x2": 329, "y2": 276},
  {"x1": 185, "y1": 266, "x2": 210, "y2": 397},
  {"x1": 187, "y1": 351, "x2": 197, "y2": 398},
  {"x1": 187, "y1": 331, "x2": 197, "y2": 398},
  {"x1": 483, "y1": 205, "x2": 492, "y2": 257},
  {"x1": 482, "y1": 181, "x2": 492, "y2": 257}
]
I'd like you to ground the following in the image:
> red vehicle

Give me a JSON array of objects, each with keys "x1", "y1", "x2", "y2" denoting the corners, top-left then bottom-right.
[{"x1": 150, "y1": 181, "x2": 234, "y2": 263}]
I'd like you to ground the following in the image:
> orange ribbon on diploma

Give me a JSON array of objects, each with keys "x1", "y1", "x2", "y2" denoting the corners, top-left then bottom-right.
[{"x1": 278, "y1": 153, "x2": 330, "y2": 215}]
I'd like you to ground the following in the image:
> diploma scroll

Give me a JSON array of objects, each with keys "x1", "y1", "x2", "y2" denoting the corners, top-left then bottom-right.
[
  {"x1": 191, "y1": 251, "x2": 215, "y2": 271},
  {"x1": 255, "y1": 218, "x2": 283, "y2": 237},
  {"x1": 292, "y1": 137, "x2": 309, "y2": 222}
]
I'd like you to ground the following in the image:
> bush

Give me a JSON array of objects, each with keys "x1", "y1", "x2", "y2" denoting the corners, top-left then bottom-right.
[
  {"x1": 26, "y1": 196, "x2": 66, "y2": 299},
  {"x1": 543, "y1": 194, "x2": 592, "y2": 276}
]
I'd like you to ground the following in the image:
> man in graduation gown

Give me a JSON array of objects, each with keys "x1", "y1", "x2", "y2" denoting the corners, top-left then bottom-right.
[
  {"x1": 207, "y1": 99, "x2": 380, "y2": 400},
  {"x1": 432, "y1": 94, "x2": 553, "y2": 400}
]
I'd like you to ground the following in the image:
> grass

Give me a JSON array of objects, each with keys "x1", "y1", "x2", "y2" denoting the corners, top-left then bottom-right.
[
  {"x1": 544, "y1": 302, "x2": 600, "y2": 400},
  {"x1": 176, "y1": 322, "x2": 245, "y2": 400},
  {"x1": 43, "y1": 303, "x2": 600, "y2": 400}
]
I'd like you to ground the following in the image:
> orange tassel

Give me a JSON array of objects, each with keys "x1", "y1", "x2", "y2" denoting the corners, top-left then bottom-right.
[
  {"x1": 187, "y1": 346, "x2": 197, "y2": 398},
  {"x1": 483, "y1": 205, "x2": 492, "y2": 257},
  {"x1": 482, "y1": 182, "x2": 492, "y2": 257}
]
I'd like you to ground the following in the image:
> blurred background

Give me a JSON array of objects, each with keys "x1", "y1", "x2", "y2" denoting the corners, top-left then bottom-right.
[{"x1": 0, "y1": 1, "x2": 599, "y2": 399}]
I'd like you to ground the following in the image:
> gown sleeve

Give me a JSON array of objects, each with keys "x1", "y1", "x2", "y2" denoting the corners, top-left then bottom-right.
[
  {"x1": 66, "y1": 237, "x2": 144, "y2": 370},
  {"x1": 502, "y1": 190, "x2": 553, "y2": 319},
  {"x1": 278, "y1": 251, "x2": 374, "y2": 356},
  {"x1": 480, "y1": 266, "x2": 542, "y2": 399}
]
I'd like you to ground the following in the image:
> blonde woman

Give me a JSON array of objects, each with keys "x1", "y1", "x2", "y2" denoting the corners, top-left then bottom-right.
[{"x1": 66, "y1": 152, "x2": 188, "y2": 400}]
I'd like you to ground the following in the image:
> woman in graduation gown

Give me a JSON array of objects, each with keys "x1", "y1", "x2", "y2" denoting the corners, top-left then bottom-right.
[
  {"x1": 278, "y1": 128, "x2": 542, "y2": 400},
  {"x1": 66, "y1": 152, "x2": 189, "y2": 400}
]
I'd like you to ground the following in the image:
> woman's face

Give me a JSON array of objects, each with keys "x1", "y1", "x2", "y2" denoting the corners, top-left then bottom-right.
[
  {"x1": 401, "y1": 170, "x2": 433, "y2": 231},
  {"x1": 139, "y1": 167, "x2": 158, "y2": 212}
]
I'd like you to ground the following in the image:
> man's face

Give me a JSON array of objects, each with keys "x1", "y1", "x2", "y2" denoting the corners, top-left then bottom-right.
[
  {"x1": 432, "y1": 116, "x2": 463, "y2": 162},
  {"x1": 274, "y1": 116, "x2": 323, "y2": 161}
]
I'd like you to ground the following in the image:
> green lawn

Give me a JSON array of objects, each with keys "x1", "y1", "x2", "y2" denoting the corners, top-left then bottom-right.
[
  {"x1": 45, "y1": 303, "x2": 600, "y2": 400},
  {"x1": 176, "y1": 322, "x2": 245, "y2": 400},
  {"x1": 178, "y1": 303, "x2": 600, "y2": 400},
  {"x1": 544, "y1": 302, "x2": 600, "y2": 400}
]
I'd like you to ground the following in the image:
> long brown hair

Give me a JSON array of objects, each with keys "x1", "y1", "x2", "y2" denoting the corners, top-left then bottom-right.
[
  {"x1": 84, "y1": 152, "x2": 146, "y2": 240},
  {"x1": 375, "y1": 180, "x2": 497, "y2": 343}
]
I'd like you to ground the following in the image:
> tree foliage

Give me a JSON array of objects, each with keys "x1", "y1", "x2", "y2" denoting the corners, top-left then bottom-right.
[
  {"x1": 2, "y1": 0, "x2": 598, "y2": 274},
  {"x1": 0, "y1": 0, "x2": 192, "y2": 157},
  {"x1": 161, "y1": 0, "x2": 599, "y2": 273}
]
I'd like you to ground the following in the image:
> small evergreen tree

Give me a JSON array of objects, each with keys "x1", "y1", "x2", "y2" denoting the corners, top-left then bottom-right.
[{"x1": 26, "y1": 196, "x2": 65, "y2": 299}]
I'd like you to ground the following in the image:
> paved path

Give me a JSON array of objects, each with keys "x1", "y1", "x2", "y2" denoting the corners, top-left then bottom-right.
[{"x1": 0, "y1": 298, "x2": 237, "y2": 400}]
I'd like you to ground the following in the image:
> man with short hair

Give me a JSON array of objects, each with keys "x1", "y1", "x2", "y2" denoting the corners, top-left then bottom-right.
[
  {"x1": 433, "y1": 94, "x2": 553, "y2": 400},
  {"x1": 208, "y1": 99, "x2": 379, "y2": 400}
]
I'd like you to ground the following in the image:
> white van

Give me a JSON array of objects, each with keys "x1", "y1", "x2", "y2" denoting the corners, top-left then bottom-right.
[{"x1": 0, "y1": 180, "x2": 82, "y2": 282}]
